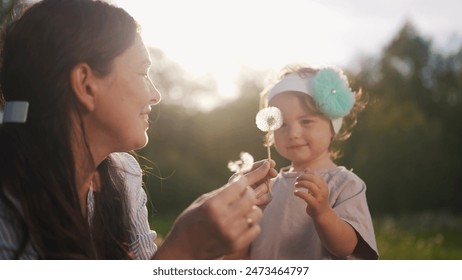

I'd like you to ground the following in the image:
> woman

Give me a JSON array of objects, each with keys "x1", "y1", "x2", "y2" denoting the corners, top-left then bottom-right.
[{"x1": 0, "y1": 0, "x2": 275, "y2": 259}]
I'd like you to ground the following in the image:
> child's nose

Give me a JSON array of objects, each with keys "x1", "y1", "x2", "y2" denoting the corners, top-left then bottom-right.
[{"x1": 288, "y1": 124, "x2": 301, "y2": 139}]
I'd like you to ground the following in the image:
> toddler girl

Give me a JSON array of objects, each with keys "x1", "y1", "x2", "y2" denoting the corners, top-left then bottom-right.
[{"x1": 251, "y1": 65, "x2": 378, "y2": 259}]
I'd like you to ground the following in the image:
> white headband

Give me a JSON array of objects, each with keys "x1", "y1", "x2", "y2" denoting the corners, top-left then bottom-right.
[{"x1": 267, "y1": 73, "x2": 343, "y2": 133}]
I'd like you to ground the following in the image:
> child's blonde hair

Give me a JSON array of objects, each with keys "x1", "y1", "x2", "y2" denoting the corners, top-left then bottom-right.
[{"x1": 259, "y1": 64, "x2": 367, "y2": 160}]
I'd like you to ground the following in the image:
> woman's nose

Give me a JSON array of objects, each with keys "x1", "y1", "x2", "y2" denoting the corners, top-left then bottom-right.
[{"x1": 148, "y1": 77, "x2": 161, "y2": 105}]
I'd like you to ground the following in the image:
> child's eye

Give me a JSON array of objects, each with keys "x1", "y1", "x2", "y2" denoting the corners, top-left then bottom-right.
[{"x1": 301, "y1": 119, "x2": 312, "y2": 125}]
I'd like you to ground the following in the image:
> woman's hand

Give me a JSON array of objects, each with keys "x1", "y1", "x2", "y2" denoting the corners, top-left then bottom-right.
[
  {"x1": 153, "y1": 160, "x2": 274, "y2": 260},
  {"x1": 228, "y1": 159, "x2": 277, "y2": 210},
  {"x1": 246, "y1": 160, "x2": 277, "y2": 209}
]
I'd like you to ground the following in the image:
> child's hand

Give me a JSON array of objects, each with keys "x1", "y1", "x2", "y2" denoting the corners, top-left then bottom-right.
[{"x1": 294, "y1": 170, "x2": 331, "y2": 218}]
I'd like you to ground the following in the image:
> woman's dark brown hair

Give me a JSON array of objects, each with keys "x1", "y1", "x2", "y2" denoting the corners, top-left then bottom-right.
[{"x1": 0, "y1": 0, "x2": 139, "y2": 259}]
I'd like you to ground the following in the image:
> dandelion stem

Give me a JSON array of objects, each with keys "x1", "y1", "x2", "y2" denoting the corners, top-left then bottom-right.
[{"x1": 266, "y1": 131, "x2": 273, "y2": 196}]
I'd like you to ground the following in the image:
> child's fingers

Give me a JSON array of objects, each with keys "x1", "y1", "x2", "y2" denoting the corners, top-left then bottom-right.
[
  {"x1": 309, "y1": 173, "x2": 326, "y2": 189},
  {"x1": 294, "y1": 189, "x2": 313, "y2": 204},
  {"x1": 297, "y1": 170, "x2": 328, "y2": 192},
  {"x1": 295, "y1": 179, "x2": 320, "y2": 197}
]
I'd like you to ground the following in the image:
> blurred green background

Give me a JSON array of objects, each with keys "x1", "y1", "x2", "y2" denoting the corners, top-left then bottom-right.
[
  {"x1": 142, "y1": 23, "x2": 462, "y2": 259},
  {"x1": 2, "y1": 1, "x2": 461, "y2": 259}
]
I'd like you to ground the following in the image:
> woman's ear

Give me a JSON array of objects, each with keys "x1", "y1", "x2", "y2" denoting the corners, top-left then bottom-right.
[{"x1": 70, "y1": 63, "x2": 98, "y2": 112}]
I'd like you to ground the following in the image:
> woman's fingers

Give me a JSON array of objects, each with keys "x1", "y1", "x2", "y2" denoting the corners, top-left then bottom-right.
[
  {"x1": 243, "y1": 206, "x2": 262, "y2": 227},
  {"x1": 229, "y1": 205, "x2": 262, "y2": 251},
  {"x1": 161, "y1": 173, "x2": 267, "y2": 259},
  {"x1": 206, "y1": 179, "x2": 262, "y2": 231},
  {"x1": 221, "y1": 159, "x2": 271, "y2": 205},
  {"x1": 243, "y1": 160, "x2": 271, "y2": 186},
  {"x1": 253, "y1": 181, "x2": 272, "y2": 206},
  {"x1": 163, "y1": 160, "x2": 274, "y2": 259},
  {"x1": 216, "y1": 175, "x2": 250, "y2": 206},
  {"x1": 247, "y1": 159, "x2": 272, "y2": 171},
  {"x1": 249, "y1": 160, "x2": 277, "y2": 184},
  {"x1": 229, "y1": 186, "x2": 257, "y2": 217}
]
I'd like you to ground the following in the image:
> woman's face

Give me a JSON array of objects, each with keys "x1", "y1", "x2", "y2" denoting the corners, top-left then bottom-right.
[{"x1": 86, "y1": 35, "x2": 161, "y2": 161}]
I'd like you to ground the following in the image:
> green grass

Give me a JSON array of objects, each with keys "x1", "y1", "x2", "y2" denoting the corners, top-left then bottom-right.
[
  {"x1": 150, "y1": 211, "x2": 462, "y2": 259},
  {"x1": 374, "y1": 212, "x2": 462, "y2": 259},
  {"x1": 149, "y1": 212, "x2": 177, "y2": 245}
]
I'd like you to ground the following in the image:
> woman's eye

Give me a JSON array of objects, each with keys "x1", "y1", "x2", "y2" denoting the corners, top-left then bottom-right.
[
  {"x1": 141, "y1": 73, "x2": 151, "y2": 81},
  {"x1": 138, "y1": 69, "x2": 150, "y2": 78}
]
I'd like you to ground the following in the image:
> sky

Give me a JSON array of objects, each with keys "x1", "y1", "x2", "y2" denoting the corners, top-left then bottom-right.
[{"x1": 115, "y1": 0, "x2": 462, "y2": 109}]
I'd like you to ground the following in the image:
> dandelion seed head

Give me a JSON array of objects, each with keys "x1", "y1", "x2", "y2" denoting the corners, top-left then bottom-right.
[
  {"x1": 256, "y1": 106, "x2": 283, "y2": 132},
  {"x1": 239, "y1": 152, "x2": 254, "y2": 173},
  {"x1": 227, "y1": 161, "x2": 242, "y2": 173},
  {"x1": 228, "y1": 152, "x2": 254, "y2": 174}
]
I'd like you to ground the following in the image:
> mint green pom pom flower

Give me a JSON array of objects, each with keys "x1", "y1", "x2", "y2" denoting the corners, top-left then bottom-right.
[{"x1": 310, "y1": 68, "x2": 354, "y2": 119}]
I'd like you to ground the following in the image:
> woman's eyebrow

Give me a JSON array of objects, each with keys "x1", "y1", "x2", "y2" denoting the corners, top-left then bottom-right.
[{"x1": 139, "y1": 59, "x2": 151, "y2": 69}]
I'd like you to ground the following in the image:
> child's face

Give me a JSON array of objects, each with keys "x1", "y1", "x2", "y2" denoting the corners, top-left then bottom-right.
[{"x1": 269, "y1": 92, "x2": 334, "y2": 171}]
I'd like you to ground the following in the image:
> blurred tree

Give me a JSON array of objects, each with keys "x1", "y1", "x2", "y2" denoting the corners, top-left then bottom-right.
[
  {"x1": 347, "y1": 22, "x2": 462, "y2": 214},
  {"x1": 148, "y1": 48, "x2": 219, "y2": 112},
  {"x1": 140, "y1": 21, "x2": 462, "y2": 219}
]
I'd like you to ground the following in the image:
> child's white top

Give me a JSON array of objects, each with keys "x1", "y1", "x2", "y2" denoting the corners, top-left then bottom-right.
[{"x1": 250, "y1": 166, "x2": 378, "y2": 259}]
